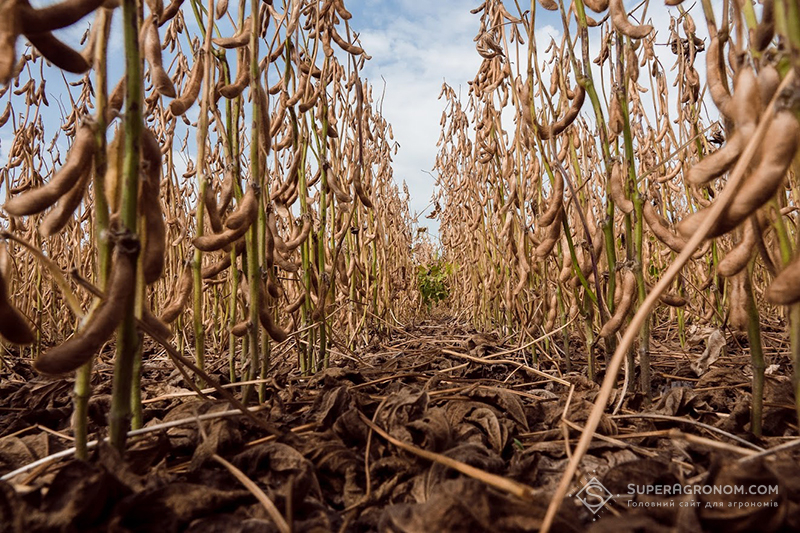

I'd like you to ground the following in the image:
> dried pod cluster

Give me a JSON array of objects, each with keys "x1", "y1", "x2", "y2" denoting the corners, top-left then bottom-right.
[
  {"x1": 0, "y1": 0, "x2": 415, "y2": 380},
  {"x1": 0, "y1": 0, "x2": 798, "y2": 435},
  {"x1": 434, "y1": 0, "x2": 800, "y2": 393}
]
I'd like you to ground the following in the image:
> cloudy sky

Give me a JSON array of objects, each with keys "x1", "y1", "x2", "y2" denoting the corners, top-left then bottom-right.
[{"x1": 342, "y1": 1, "x2": 487, "y2": 230}]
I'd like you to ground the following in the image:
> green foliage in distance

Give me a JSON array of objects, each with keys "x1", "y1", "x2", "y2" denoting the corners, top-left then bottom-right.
[{"x1": 416, "y1": 261, "x2": 453, "y2": 308}]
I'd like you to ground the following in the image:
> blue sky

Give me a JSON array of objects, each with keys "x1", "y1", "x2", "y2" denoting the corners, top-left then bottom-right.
[{"x1": 341, "y1": 1, "x2": 487, "y2": 229}]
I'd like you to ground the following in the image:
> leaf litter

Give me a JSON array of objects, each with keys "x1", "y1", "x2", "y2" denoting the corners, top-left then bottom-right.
[{"x1": 0, "y1": 319, "x2": 799, "y2": 532}]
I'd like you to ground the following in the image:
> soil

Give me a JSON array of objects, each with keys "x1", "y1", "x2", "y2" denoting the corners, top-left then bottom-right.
[{"x1": 1, "y1": 317, "x2": 799, "y2": 532}]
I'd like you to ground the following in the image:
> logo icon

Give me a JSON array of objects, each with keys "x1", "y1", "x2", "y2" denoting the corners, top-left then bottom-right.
[{"x1": 574, "y1": 476, "x2": 614, "y2": 514}]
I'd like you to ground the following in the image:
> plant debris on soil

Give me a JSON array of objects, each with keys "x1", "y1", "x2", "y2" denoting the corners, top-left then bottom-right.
[{"x1": 1, "y1": 319, "x2": 799, "y2": 532}]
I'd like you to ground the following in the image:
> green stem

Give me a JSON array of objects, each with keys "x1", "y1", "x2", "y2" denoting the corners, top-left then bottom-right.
[
  {"x1": 744, "y1": 263, "x2": 764, "y2": 437},
  {"x1": 109, "y1": 0, "x2": 143, "y2": 452},
  {"x1": 242, "y1": 0, "x2": 261, "y2": 404},
  {"x1": 74, "y1": 7, "x2": 113, "y2": 460}
]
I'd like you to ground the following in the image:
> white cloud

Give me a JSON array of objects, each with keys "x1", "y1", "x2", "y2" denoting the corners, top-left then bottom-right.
[{"x1": 347, "y1": 0, "x2": 484, "y2": 232}]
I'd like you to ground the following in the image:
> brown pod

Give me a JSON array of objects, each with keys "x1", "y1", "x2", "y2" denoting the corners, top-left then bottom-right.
[
  {"x1": 145, "y1": 0, "x2": 163, "y2": 18},
  {"x1": 273, "y1": 249, "x2": 300, "y2": 273},
  {"x1": 141, "y1": 178, "x2": 166, "y2": 285},
  {"x1": 0, "y1": 242, "x2": 9, "y2": 279},
  {"x1": 585, "y1": 15, "x2": 601, "y2": 26},
  {"x1": 723, "y1": 67, "x2": 761, "y2": 127},
  {"x1": 212, "y1": 16, "x2": 251, "y2": 48},
  {"x1": 143, "y1": 16, "x2": 176, "y2": 98},
  {"x1": 609, "y1": 0, "x2": 652, "y2": 39},
  {"x1": 329, "y1": 26, "x2": 364, "y2": 55},
  {"x1": 688, "y1": 69, "x2": 759, "y2": 185},
  {"x1": 538, "y1": 173, "x2": 564, "y2": 226},
  {"x1": 679, "y1": 110, "x2": 800, "y2": 239},
  {"x1": 219, "y1": 49, "x2": 250, "y2": 99},
  {"x1": 0, "y1": 0, "x2": 20, "y2": 85},
  {"x1": 106, "y1": 76, "x2": 126, "y2": 124},
  {"x1": 158, "y1": 0, "x2": 184, "y2": 24},
  {"x1": 203, "y1": 180, "x2": 224, "y2": 234},
  {"x1": 271, "y1": 147, "x2": 302, "y2": 202},
  {"x1": 599, "y1": 268, "x2": 636, "y2": 338},
  {"x1": 333, "y1": 0, "x2": 352, "y2": 19},
  {"x1": 224, "y1": 186, "x2": 257, "y2": 230},
  {"x1": 353, "y1": 173, "x2": 373, "y2": 208},
  {"x1": 268, "y1": 210, "x2": 288, "y2": 254},
  {"x1": 34, "y1": 237, "x2": 139, "y2": 375},
  {"x1": 18, "y1": 0, "x2": 105, "y2": 34},
  {"x1": 766, "y1": 253, "x2": 800, "y2": 305},
  {"x1": 706, "y1": 36, "x2": 730, "y2": 117},
  {"x1": 609, "y1": 161, "x2": 633, "y2": 214},
  {"x1": 335, "y1": 253, "x2": 349, "y2": 287},
  {"x1": 624, "y1": 44, "x2": 639, "y2": 83},
  {"x1": 104, "y1": 129, "x2": 124, "y2": 213},
  {"x1": 327, "y1": 121, "x2": 340, "y2": 139},
  {"x1": 201, "y1": 239, "x2": 245, "y2": 278},
  {"x1": 0, "y1": 268, "x2": 35, "y2": 346},
  {"x1": 160, "y1": 260, "x2": 192, "y2": 323},
  {"x1": 140, "y1": 126, "x2": 162, "y2": 180},
  {"x1": 39, "y1": 161, "x2": 92, "y2": 237},
  {"x1": 659, "y1": 293, "x2": 687, "y2": 307},
  {"x1": 231, "y1": 320, "x2": 250, "y2": 337},
  {"x1": 257, "y1": 83, "x2": 271, "y2": 156},
  {"x1": 257, "y1": 280, "x2": 288, "y2": 342},
  {"x1": 4, "y1": 120, "x2": 97, "y2": 216},
  {"x1": 324, "y1": 163, "x2": 352, "y2": 203},
  {"x1": 215, "y1": 0, "x2": 228, "y2": 19},
  {"x1": 298, "y1": 81, "x2": 321, "y2": 113},
  {"x1": 558, "y1": 239, "x2": 573, "y2": 283},
  {"x1": 218, "y1": 166, "x2": 235, "y2": 213},
  {"x1": 544, "y1": 293, "x2": 558, "y2": 331},
  {"x1": 535, "y1": 207, "x2": 563, "y2": 257},
  {"x1": 193, "y1": 221, "x2": 252, "y2": 252},
  {"x1": 285, "y1": 292, "x2": 305, "y2": 314},
  {"x1": 583, "y1": 0, "x2": 609, "y2": 12},
  {"x1": 537, "y1": 84, "x2": 585, "y2": 139},
  {"x1": 266, "y1": 273, "x2": 280, "y2": 299},
  {"x1": 537, "y1": 0, "x2": 558, "y2": 10},
  {"x1": 27, "y1": 31, "x2": 90, "y2": 74},
  {"x1": 0, "y1": 102, "x2": 11, "y2": 127},
  {"x1": 141, "y1": 309, "x2": 172, "y2": 340},
  {"x1": 757, "y1": 64, "x2": 780, "y2": 108},
  {"x1": 195, "y1": 185, "x2": 257, "y2": 251},
  {"x1": 608, "y1": 90, "x2": 624, "y2": 137},
  {"x1": 752, "y1": 0, "x2": 774, "y2": 52},
  {"x1": 311, "y1": 272, "x2": 329, "y2": 322},
  {"x1": 283, "y1": 213, "x2": 312, "y2": 252},
  {"x1": 717, "y1": 111, "x2": 800, "y2": 229},
  {"x1": 727, "y1": 271, "x2": 749, "y2": 331},
  {"x1": 265, "y1": 214, "x2": 275, "y2": 272},
  {"x1": 513, "y1": 234, "x2": 531, "y2": 297},
  {"x1": 643, "y1": 200, "x2": 686, "y2": 253},
  {"x1": 717, "y1": 218, "x2": 756, "y2": 277},
  {"x1": 686, "y1": 126, "x2": 753, "y2": 186},
  {"x1": 169, "y1": 51, "x2": 205, "y2": 116}
]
